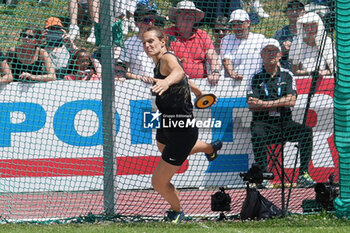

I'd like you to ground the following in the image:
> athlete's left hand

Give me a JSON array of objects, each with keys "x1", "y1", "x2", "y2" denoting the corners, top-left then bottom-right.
[{"x1": 152, "y1": 78, "x2": 169, "y2": 96}]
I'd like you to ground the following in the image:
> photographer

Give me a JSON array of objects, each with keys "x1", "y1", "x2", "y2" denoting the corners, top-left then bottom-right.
[
  {"x1": 247, "y1": 38, "x2": 315, "y2": 189},
  {"x1": 43, "y1": 17, "x2": 78, "y2": 80}
]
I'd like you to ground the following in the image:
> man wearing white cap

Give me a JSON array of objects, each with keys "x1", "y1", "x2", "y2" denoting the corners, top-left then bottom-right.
[
  {"x1": 164, "y1": 0, "x2": 221, "y2": 85},
  {"x1": 220, "y1": 9, "x2": 265, "y2": 91},
  {"x1": 247, "y1": 38, "x2": 315, "y2": 189}
]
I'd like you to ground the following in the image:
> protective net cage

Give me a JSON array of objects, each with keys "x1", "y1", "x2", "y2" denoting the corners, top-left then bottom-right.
[{"x1": 0, "y1": 0, "x2": 341, "y2": 223}]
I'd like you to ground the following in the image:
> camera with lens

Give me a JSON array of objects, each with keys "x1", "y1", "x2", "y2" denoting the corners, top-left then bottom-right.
[
  {"x1": 211, "y1": 187, "x2": 231, "y2": 212},
  {"x1": 46, "y1": 30, "x2": 63, "y2": 42},
  {"x1": 239, "y1": 163, "x2": 274, "y2": 184},
  {"x1": 315, "y1": 173, "x2": 339, "y2": 210}
]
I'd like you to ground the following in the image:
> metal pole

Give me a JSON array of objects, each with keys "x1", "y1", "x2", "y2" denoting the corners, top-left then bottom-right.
[
  {"x1": 100, "y1": 0, "x2": 116, "y2": 216},
  {"x1": 286, "y1": 29, "x2": 328, "y2": 212}
]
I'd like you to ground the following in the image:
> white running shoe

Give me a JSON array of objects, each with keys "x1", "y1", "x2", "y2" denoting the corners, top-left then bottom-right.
[
  {"x1": 68, "y1": 24, "x2": 80, "y2": 41},
  {"x1": 252, "y1": 0, "x2": 270, "y2": 18},
  {"x1": 87, "y1": 26, "x2": 96, "y2": 44}
]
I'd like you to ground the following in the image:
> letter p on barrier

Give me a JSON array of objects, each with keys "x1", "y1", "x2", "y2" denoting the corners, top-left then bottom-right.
[{"x1": 0, "y1": 103, "x2": 46, "y2": 147}]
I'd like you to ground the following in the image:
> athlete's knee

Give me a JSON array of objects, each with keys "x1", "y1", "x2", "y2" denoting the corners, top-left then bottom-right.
[{"x1": 152, "y1": 173, "x2": 167, "y2": 191}]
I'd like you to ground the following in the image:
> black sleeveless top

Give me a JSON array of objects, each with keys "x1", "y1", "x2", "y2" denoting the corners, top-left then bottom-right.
[
  {"x1": 154, "y1": 52, "x2": 193, "y2": 116},
  {"x1": 7, "y1": 49, "x2": 46, "y2": 81}
]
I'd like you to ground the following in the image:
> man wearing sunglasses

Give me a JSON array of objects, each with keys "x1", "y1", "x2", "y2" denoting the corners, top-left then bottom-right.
[
  {"x1": 115, "y1": 3, "x2": 165, "y2": 83},
  {"x1": 213, "y1": 15, "x2": 230, "y2": 55}
]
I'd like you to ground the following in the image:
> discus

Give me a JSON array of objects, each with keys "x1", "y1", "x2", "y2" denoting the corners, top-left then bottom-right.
[{"x1": 194, "y1": 93, "x2": 217, "y2": 109}]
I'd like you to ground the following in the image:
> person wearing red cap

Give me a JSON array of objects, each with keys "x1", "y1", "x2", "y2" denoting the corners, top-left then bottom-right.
[{"x1": 43, "y1": 17, "x2": 78, "y2": 79}]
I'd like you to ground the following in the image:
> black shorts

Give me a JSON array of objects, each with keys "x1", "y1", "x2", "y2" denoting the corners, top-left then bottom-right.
[{"x1": 156, "y1": 127, "x2": 198, "y2": 166}]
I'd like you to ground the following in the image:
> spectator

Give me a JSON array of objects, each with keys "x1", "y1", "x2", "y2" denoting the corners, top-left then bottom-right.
[
  {"x1": 251, "y1": 0, "x2": 269, "y2": 18},
  {"x1": 289, "y1": 12, "x2": 334, "y2": 78},
  {"x1": 220, "y1": 9, "x2": 265, "y2": 90},
  {"x1": 68, "y1": 0, "x2": 98, "y2": 43},
  {"x1": 213, "y1": 15, "x2": 230, "y2": 54},
  {"x1": 0, "y1": 51, "x2": 13, "y2": 84},
  {"x1": 114, "y1": 0, "x2": 139, "y2": 37},
  {"x1": 216, "y1": 0, "x2": 243, "y2": 18},
  {"x1": 6, "y1": 26, "x2": 56, "y2": 82},
  {"x1": 115, "y1": 3, "x2": 165, "y2": 83},
  {"x1": 116, "y1": 4, "x2": 206, "y2": 98},
  {"x1": 247, "y1": 38, "x2": 315, "y2": 188},
  {"x1": 190, "y1": 0, "x2": 262, "y2": 27},
  {"x1": 64, "y1": 48, "x2": 101, "y2": 80},
  {"x1": 193, "y1": 0, "x2": 242, "y2": 27},
  {"x1": 305, "y1": 0, "x2": 332, "y2": 18},
  {"x1": 164, "y1": 1, "x2": 221, "y2": 85},
  {"x1": 274, "y1": 0, "x2": 306, "y2": 70},
  {"x1": 43, "y1": 17, "x2": 78, "y2": 80},
  {"x1": 90, "y1": 0, "x2": 139, "y2": 45}
]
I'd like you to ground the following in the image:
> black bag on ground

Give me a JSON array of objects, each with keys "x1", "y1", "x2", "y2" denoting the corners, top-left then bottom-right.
[{"x1": 240, "y1": 187, "x2": 283, "y2": 220}]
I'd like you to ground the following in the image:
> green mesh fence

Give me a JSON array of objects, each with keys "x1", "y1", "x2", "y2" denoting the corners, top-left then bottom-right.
[
  {"x1": 334, "y1": 0, "x2": 350, "y2": 219},
  {"x1": 0, "y1": 0, "x2": 341, "y2": 223}
]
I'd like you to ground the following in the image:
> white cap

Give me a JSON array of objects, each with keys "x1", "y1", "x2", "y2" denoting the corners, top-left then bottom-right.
[
  {"x1": 261, "y1": 38, "x2": 281, "y2": 53},
  {"x1": 169, "y1": 0, "x2": 205, "y2": 23},
  {"x1": 229, "y1": 9, "x2": 250, "y2": 23}
]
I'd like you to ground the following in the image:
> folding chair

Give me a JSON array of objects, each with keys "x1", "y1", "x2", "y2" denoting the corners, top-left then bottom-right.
[{"x1": 266, "y1": 143, "x2": 294, "y2": 187}]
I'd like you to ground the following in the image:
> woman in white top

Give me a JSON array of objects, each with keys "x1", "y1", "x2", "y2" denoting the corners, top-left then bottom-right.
[{"x1": 289, "y1": 12, "x2": 335, "y2": 79}]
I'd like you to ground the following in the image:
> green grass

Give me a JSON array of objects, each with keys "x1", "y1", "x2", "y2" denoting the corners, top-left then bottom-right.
[
  {"x1": 0, "y1": 0, "x2": 293, "y2": 50},
  {"x1": 0, "y1": 213, "x2": 349, "y2": 233},
  {"x1": 0, "y1": 2, "x2": 341, "y2": 231},
  {"x1": 0, "y1": 0, "x2": 68, "y2": 49}
]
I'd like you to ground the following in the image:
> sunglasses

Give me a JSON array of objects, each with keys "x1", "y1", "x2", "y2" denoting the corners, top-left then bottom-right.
[
  {"x1": 142, "y1": 17, "x2": 155, "y2": 24},
  {"x1": 20, "y1": 33, "x2": 36, "y2": 39},
  {"x1": 231, "y1": 21, "x2": 245, "y2": 25},
  {"x1": 214, "y1": 28, "x2": 229, "y2": 34}
]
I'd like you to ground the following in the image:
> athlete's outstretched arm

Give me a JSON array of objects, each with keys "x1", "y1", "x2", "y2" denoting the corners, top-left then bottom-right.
[{"x1": 152, "y1": 54, "x2": 185, "y2": 96}]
